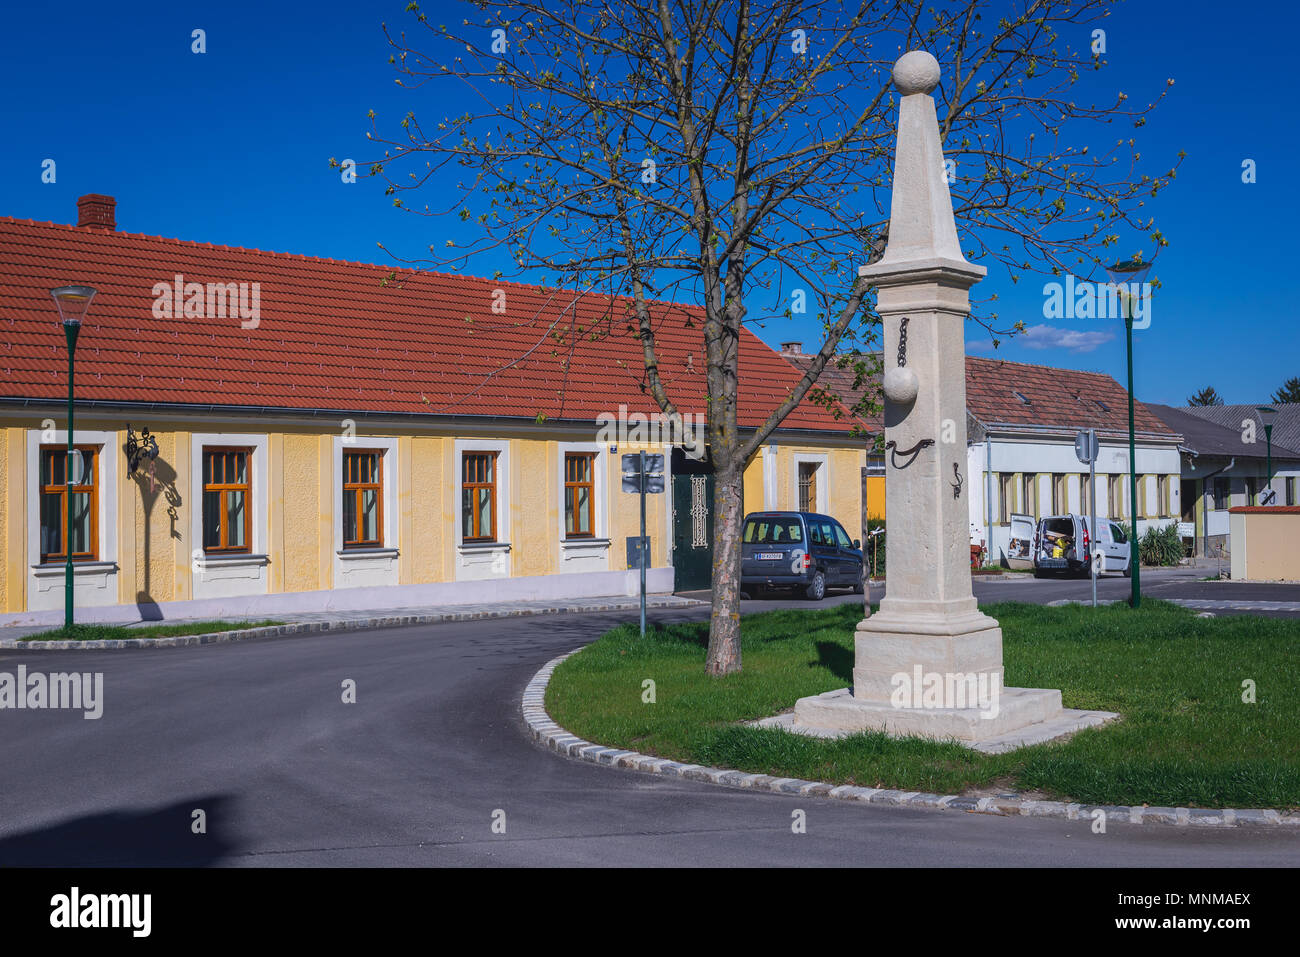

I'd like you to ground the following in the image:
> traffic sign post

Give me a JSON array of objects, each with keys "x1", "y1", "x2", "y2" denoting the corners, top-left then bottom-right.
[
  {"x1": 622, "y1": 452, "x2": 665, "y2": 638},
  {"x1": 1075, "y1": 429, "x2": 1099, "y2": 607}
]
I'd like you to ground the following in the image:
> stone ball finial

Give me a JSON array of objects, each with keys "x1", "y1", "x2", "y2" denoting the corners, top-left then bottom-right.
[{"x1": 893, "y1": 50, "x2": 940, "y2": 95}]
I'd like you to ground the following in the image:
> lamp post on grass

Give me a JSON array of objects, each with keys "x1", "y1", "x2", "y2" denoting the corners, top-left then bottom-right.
[
  {"x1": 1256, "y1": 406, "x2": 1276, "y2": 504},
  {"x1": 1104, "y1": 257, "x2": 1153, "y2": 609},
  {"x1": 50, "y1": 285, "x2": 96, "y2": 631}
]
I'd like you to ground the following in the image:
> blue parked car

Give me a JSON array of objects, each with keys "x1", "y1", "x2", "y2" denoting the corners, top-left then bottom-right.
[{"x1": 740, "y1": 511, "x2": 864, "y2": 601}]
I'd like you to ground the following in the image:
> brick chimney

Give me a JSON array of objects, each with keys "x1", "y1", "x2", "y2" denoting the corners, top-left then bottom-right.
[
  {"x1": 780, "y1": 341, "x2": 802, "y2": 355},
  {"x1": 76, "y1": 194, "x2": 116, "y2": 231}
]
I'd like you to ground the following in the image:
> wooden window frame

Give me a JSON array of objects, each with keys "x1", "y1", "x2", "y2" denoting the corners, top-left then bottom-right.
[
  {"x1": 563, "y1": 452, "x2": 596, "y2": 539},
  {"x1": 342, "y1": 449, "x2": 385, "y2": 549},
  {"x1": 1051, "y1": 472, "x2": 1066, "y2": 515},
  {"x1": 39, "y1": 445, "x2": 99, "y2": 563},
  {"x1": 202, "y1": 446, "x2": 253, "y2": 554},
  {"x1": 462, "y1": 451, "x2": 499, "y2": 543},
  {"x1": 998, "y1": 472, "x2": 1014, "y2": 524}
]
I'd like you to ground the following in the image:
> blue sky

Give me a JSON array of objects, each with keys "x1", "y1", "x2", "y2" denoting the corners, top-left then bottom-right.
[{"x1": 1, "y1": 0, "x2": 1296, "y2": 406}]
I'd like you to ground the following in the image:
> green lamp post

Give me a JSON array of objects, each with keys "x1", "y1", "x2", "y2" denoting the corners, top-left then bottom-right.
[
  {"x1": 50, "y1": 285, "x2": 97, "y2": 631},
  {"x1": 1105, "y1": 257, "x2": 1153, "y2": 609},
  {"x1": 1256, "y1": 406, "x2": 1277, "y2": 504}
]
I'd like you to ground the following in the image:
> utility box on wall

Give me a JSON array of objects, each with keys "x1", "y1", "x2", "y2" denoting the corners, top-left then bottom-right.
[{"x1": 626, "y1": 536, "x2": 650, "y2": 570}]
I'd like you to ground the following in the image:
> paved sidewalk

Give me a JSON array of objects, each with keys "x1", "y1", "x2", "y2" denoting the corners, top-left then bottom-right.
[{"x1": 0, "y1": 594, "x2": 706, "y2": 643}]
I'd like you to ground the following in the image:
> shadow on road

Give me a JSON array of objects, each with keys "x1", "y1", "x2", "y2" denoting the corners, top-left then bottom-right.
[{"x1": 0, "y1": 795, "x2": 238, "y2": 867}]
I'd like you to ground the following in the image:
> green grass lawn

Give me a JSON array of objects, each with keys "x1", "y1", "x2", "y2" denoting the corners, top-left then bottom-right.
[
  {"x1": 21, "y1": 620, "x2": 283, "y2": 642},
  {"x1": 546, "y1": 600, "x2": 1300, "y2": 809}
]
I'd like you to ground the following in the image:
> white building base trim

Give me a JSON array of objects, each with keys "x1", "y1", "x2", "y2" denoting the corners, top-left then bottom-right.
[{"x1": 0, "y1": 566, "x2": 675, "y2": 629}]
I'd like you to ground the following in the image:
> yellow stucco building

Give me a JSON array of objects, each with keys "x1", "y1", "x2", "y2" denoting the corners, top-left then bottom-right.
[{"x1": 0, "y1": 196, "x2": 868, "y2": 624}]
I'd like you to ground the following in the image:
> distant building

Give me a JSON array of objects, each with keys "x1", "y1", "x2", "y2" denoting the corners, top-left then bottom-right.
[
  {"x1": 782, "y1": 348, "x2": 1184, "y2": 565},
  {"x1": 1148, "y1": 403, "x2": 1300, "y2": 557}
]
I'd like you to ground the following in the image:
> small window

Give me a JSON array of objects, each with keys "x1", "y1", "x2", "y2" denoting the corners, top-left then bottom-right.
[
  {"x1": 1097, "y1": 400, "x2": 1111, "y2": 412},
  {"x1": 999, "y1": 473, "x2": 1014, "y2": 523},
  {"x1": 798, "y1": 462, "x2": 818, "y2": 512},
  {"x1": 343, "y1": 450, "x2": 383, "y2": 548},
  {"x1": 202, "y1": 447, "x2": 252, "y2": 553},
  {"x1": 1022, "y1": 473, "x2": 1039, "y2": 518},
  {"x1": 866, "y1": 454, "x2": 885, "y2": 476},
  {"x1": 1013, "y1": 391, "x2": 1031, "y2": 405},
  {"x1": 1213, "y1": 477, "x2": 1231, "y2": 511},
  {"x1": 39, "y1": 446, "x2": 99, "y2": 563},
  {"x1": 1110, "y1": 521, "x2": 1127, "y2": 545},
  {"x1": 462, "y1": 452, "x2": 498, "y2": 542},
  {"x1": 564, "y1": 452, "x2": 595, "y2": 538},
  {"x1": 1109, "y1": 475, "x2": 1125, "y2": 518}
]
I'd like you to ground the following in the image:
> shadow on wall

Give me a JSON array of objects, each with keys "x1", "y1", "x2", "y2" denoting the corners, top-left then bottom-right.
[{"x1": 126, "y1": 450, "x2": 182, "y2": 622}]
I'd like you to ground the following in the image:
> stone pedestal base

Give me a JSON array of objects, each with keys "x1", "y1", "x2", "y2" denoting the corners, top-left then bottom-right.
[
  {"x1": 770, "y1": 607, "x2": 1120, "y2": 753},
  {"x1": 761, "y1": 692, "x2": 1118, "y2": 753},
  {"x1": 851, "y1": 605, "x2": 1005, "y2": 705}
]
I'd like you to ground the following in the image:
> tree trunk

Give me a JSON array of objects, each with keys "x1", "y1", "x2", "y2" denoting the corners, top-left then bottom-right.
[{"x1": 705, "y1": 463, "x2": 744, "y2": 676}]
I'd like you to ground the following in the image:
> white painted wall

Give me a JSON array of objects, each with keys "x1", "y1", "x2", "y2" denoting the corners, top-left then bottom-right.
[{"x1": 969, "y1": 433, "x2": 1180, "y2": 562}]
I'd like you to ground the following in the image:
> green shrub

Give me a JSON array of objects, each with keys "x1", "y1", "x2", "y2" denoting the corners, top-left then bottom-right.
[{"x1": 1139, "y1": 523, "x2": 1184, "y2": 566}]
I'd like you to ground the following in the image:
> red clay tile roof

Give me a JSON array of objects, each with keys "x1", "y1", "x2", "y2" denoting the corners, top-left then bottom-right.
[
  {"x1": 784, "y1": 351, "x2": 1179, "y2": 440},
  {"x1": 0, "y1": 215, "x2": 851, "y2": 432}
]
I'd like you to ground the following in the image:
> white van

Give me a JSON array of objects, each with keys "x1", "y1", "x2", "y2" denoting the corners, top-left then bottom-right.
[{"x1": 1021, "y1": 513, "x2": 1132, "y2": 579}]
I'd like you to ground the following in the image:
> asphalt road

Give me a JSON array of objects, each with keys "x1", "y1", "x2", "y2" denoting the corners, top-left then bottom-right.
[
  {"x1": 716, "y1": 565, "x2": 1300, "y2": 616},
  {"x1": 2, "y1": 597, "x2": 1297, "y2": 867}
]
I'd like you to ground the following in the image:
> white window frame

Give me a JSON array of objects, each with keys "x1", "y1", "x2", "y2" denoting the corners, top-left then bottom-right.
[
  {"x1": 557, "y1": 441, "x2": 610, "y2": 572},
  {"x1": 792, "y1": 452, "x2": 828, "y2": 513},
  {"x1": 191, "y1": 432, "x2": 269, "y2": 598},
  {"x1": 333, "y1": 435, "x2": 399, "y2": 587},
  {"x1": 454, "y1": 438, "x2": 511, "y2": 580},
  {"x1": 26, "y1": 427, "x2": 119, "y2": 610}
]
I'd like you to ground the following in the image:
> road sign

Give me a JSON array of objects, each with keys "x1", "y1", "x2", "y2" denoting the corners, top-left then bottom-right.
[
  {"x1": 1074, "y1": 429, "x2": 1099, "y2": 465},
  {"x1": 621, "y1": 452, "x2": 665, "y2": 493},
  {"x1": 621, "y1": 451, "x2": 666, "y2": 638}
]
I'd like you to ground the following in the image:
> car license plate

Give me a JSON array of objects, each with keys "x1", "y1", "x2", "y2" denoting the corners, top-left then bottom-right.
[{"x1": 755, "y1": 552, "x2": 783, "y2": 560}]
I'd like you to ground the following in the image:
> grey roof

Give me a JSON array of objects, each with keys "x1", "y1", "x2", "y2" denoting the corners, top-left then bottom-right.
[
  {"x1": 1147, "y1": 404, "x2": 1267, "y2": 459},
  {"x1": 1175, "y1": 404, "x2": 1300, "y2": 459}
]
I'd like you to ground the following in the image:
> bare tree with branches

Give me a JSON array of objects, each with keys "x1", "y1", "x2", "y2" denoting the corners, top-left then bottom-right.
[{"x1": 353, "y1": 0, "x2": 1178, "y2": 675}]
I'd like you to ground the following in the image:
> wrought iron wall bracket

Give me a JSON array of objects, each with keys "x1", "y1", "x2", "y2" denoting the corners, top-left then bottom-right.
[
  {"x1": 952, "y1": 462, "x2": 964, "y2": 498},
  {"x1": 884, "y1": 438, "x2": 934, "y2": 469}
]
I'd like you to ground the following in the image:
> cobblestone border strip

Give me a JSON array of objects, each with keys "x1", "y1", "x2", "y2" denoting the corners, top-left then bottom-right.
[
  {"x1": 0, "y1": 597, "x2": 704, "y2": 650},
  {"x1": 523, "y1": 651, "x2": 1300, "y2": 830}
]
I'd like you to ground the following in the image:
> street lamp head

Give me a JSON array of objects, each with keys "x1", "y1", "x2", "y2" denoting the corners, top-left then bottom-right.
[
  {"x1": 1256, "y1": 405, "x2": 1277, "y2": 422},
  {"x1": 50, "y1": 285, "x2": 96, "y2": 327},
  {"x1": 1104, "y1": 256, "x2": 1154, "y2": 286}
]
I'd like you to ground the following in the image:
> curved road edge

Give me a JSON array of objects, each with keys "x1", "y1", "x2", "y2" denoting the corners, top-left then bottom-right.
[{"x1": 524, "y1": 651, "x2": 1300, "y2": 831}]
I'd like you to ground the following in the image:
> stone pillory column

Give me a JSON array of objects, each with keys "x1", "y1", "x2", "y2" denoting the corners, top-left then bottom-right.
[{"x1": 785, "y1": 52, "x2": 1116, "y2": 748}]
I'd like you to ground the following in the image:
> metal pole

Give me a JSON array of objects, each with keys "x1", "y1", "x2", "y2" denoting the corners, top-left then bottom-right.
[
  {"x1": 1089, "y1": 453, "x2": 1097, "y2": 608},
  {"x1": 64, "y1": 323, "x2": 79, "y2": 631},
  {"x1": 1264, "y1": 425, "x2": 1273, "y2": 503},
  {"x1": 984, "y1": 435, "x2": 992, "y2": 563},
  {"x1": 860, "y1": 465, "x2": 870, "y2": 617},
  {"x1": 639, "y1": 449, "x2": 647, "y2": 639},
  {"x1": 1125, "y1": 312, "x2": 1141, "y2": 608}
]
